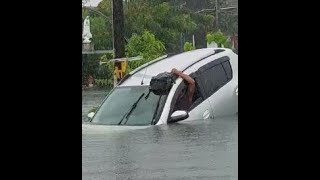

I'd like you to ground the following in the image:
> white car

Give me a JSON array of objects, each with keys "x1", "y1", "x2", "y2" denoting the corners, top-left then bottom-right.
[{"x1": 87, "y1": 48, "x2": 238, "y2": 126}]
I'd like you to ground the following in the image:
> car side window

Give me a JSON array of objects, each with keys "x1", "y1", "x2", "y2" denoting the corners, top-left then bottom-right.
[
  {"x1": 199, "y1": 64, "x2": 227, "y2": 96},
  {"x1": 168, "y1": 72, "x2": 204, "y2": 115},
  {"x1": 197, "y1": 56, "x2": 232, "y2": 98},
  {"x1": 168, "y1": 56, "x2": 233, "y2": 120},
  {"x1": 222, "y1": 60, "x2": 233, "y2": 80}
]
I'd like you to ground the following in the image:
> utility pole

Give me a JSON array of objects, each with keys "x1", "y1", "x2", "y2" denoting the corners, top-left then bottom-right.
[
  {"x1": 215, "y1": 0, "x2": 219, "y2": 30},
  {"x1": 112, "y1": 0, "x2": 126, "y2": 86},
  {"x1": 112, "y1": 0, "x2": 125, "y2": 58}
]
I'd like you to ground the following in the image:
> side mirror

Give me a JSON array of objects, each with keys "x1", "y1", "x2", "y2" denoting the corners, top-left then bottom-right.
[
  {"x1": 170, "y1": 110, "x2": 189, "y2": 122},
  {"x1": 87, "y1": 112, "x2": 95, "y2": 121}
]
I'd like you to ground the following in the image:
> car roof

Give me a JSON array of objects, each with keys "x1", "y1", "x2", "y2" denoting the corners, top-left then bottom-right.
[{"x1": 119, "y1": 48, "x2": 232, "y2": 86}]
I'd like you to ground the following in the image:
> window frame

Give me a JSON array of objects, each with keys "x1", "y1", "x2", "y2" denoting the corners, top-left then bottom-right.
[
  {"x1": 196, "y1": 56, "x2": 233, "y2": 98},
  {"x1": 167, "y1": 56, "x2": 233, "y2": 122}
]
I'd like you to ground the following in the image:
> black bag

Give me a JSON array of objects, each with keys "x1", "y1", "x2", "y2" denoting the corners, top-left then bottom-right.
[{"x1": 146, "y1": 72, "x2": 175, "y2": 98}]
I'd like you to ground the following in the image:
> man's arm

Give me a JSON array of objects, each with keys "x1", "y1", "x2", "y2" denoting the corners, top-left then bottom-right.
[{"x1": 171, "y1": 68, "x2": 195, "y2": 103}]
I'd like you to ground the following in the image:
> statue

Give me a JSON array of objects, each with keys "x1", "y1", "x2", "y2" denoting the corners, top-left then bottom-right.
[{"x1": 82, "y1": 16, "x2": 92, "y2": 43}]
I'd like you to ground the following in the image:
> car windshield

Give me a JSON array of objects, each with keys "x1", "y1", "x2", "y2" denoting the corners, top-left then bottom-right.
[{"x1": 91, "y1": 86, "x2": 161, "y2": 125}]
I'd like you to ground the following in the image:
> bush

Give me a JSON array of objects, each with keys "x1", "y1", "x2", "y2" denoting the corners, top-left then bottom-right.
[
  {"x1": 206, "y1": 30, "x2": 231, "y2": 48},
  {"x1": 183, "y1": 42, "x2": 194, "y2": 51},
  {"x1": 126, "y1": 31, "x2": 166, "y2": 72}
]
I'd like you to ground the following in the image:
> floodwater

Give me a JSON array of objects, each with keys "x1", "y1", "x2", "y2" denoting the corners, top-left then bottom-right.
[
  {"x1": 82, "y1": 88, "x2": 108, "y2": 122},
  {"x1": 82, "y1": 89, "x2": 238, "y2": 180}
]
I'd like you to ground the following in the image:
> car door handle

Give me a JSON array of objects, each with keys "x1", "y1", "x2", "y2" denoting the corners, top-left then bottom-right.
[{"x1": 203, "y1": 110, "x2": 210, "y2": 119}]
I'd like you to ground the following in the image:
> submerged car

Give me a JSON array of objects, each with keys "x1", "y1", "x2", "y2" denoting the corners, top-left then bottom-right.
[{"x1": 87, "y1": 48, "x2": 238, "y2": 126}]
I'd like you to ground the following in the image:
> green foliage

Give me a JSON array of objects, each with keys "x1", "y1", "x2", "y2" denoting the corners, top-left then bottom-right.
[
  {"x1": 126, "y1": 31, "x2": 166, "y2": 72},
  {"x1": 192, "y1": 13, "x2": 214, "y2": 31},
  {"x1": 223, "y1": 40, "x2": 232, "y2": 49},
  {"x1": 83, "y1": 31, "x2": 165, "y2": 86},
  {"x1": 90, "y1": 17, "x2": 112, "y2": 50},
  {"x1": 218, "y1": 12, "x2": 238, "y2": 36},
  {"x1": 97, "y1": 0, "x2": 112, "y2": 17},
  {"x1": 215, "y1": 0, "x2": 238, "y2": 36},
  {"x1": 82, "y1": 1, "x2": 113, "y2": 50},
  {"x1": 82, "y1": 53, "x2": 114, "y2": 88},
  {"x1": 82, "y1": 54, "x2": 99, "y2": 85},
  {"x1": 97, "y1": 53, "x2": 115, "y2": 87},
  {"x1": 83, "y1": 0, "x2": 237, "y2": 52},
  {"x1": 126, "y1": 31, "x2": 165, "y2": 60},
  {"x1": 82, "y1": 0, "x2": 237, "y2": 88},
  {"x1": 82, "y1": 11, "x2": 112, "y2": 50},
  {"x1": 206, "y1": 31, "x2": 231, "y2": 48},
  {"x1": 183, "y1": 42, "x2": 194, "y2": 51},
  {"x1": 122, "y1": 0, "x2": 213, "y2": 52},
  {"x1": 95, "y1": 79, "x2": 113, "y2": 87}
]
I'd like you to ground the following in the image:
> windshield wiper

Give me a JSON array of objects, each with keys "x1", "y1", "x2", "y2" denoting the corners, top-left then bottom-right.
[
  {"x1": 151, "y1": 96, "x2": 162, "y2": 125},
  {"x1": 118, "y1": 93, "x2": 145, "y2": 125}
]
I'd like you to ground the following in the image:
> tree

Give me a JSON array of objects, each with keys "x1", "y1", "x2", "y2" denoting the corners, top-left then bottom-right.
[
  {"x1": 97, "y1": 0, "x2": 112, "y2": 17},
  {"x1": 206, "y1": 30, "x2": 231, "y2": 48},
  {"x1": 183, "y1": 42, "x2": 194, "y2": 51},
  {"x1": 90, "y1": 16, "x2": 112, "y2": 50},
  {"x1": 126, "y1": 31, "x2": 166, "y2": 72},
  {"x1": 92, "y1": 0, "x2": 234, "y2": 52},
  {"x1": 219, "y1": 12, "x2": 238, "y2": 36},
  {"x1": 122, "y1": 0, "x2": 209, "y2": 53}
]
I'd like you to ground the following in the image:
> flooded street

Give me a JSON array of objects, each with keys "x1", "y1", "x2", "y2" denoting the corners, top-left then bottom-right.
[
  {"x1": 82, "y1": 90, "x2": 238, "y2": 180},
  {"x1": 82, "y1": 88, "x2": 108, "y2": 122}
]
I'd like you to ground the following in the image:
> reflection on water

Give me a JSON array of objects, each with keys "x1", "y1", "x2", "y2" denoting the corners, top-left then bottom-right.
[
  {"x1": 82, "y1": 89, "x2": 107, "y2": 121},
  {"x1": 82, "y1": 90, "x2": 238, "y2": 180}
]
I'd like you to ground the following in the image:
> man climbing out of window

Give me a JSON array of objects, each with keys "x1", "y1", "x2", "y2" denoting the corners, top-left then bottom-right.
[{"x1": 171, "y1": 68, "x2": 195, "y2": 111}]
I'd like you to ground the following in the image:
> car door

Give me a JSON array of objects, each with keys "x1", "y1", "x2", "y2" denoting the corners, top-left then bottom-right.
[
  {"x1": 168, "y1": 66, "x2": 213, "y2": 122},
  {"x1": 193, "y1": 56, "x2": 237, "y2": 118}
]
